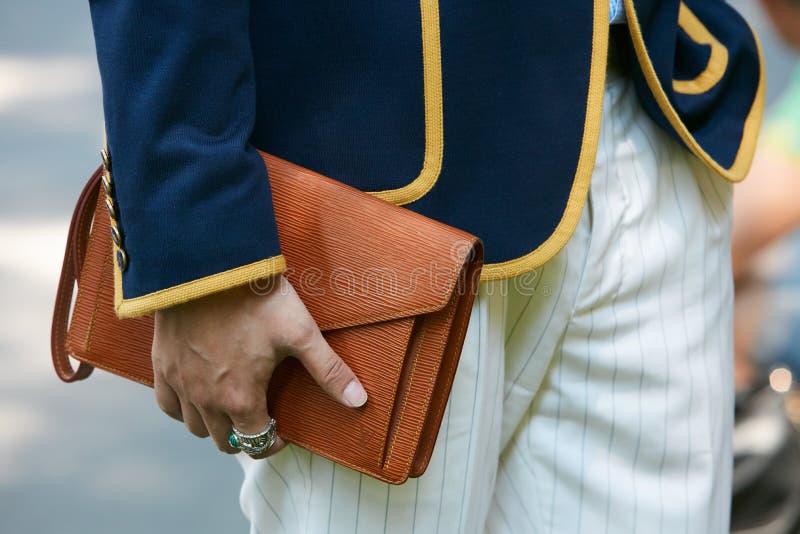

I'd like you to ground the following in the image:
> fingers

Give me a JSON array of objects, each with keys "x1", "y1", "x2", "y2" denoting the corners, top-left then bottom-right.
[
  {"x1": 154, "y1": 374, "x2": 183, "y2": 422},
  {"x1": 224, "y1": 389, "x2": 282, "y2": 458},
  {"x1": 157, "y1": 373, "x2": 277, "y2": 457},
  {"x1": 154, "y1": 368, "x2": 212, "y2": 441},
  {"x1": 199, "y1": 408, "x2": 238, "y2": 454},
  {"x1": 148, "y1": 276, "x2": 365, "y2": 463},
  {"x1": 223, "y1": 388, "x2": 270, "y2": 435},
  {"x1": 290, "y1": 324, "x2": 368, "y2": 408},
  {"x1": 180, "y1": 399, "x2": 209, "y2": 438}
]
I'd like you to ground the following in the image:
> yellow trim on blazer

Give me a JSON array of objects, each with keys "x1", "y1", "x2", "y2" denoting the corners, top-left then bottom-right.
[
  {"x1": 672, "y1": 3, "x2": 729, "y2": 95},
  {"x1": 480, "y1": 0, "x2": 609, "y2": 281},
  {"x1": 109, "y1": 0, "x2": 441, "y2": 316},
  {"x1": 370, "y1": 0, "x2": 444, "y2": 205},
  {"x1": 623, "y1": 0, "x2": 765, "y2": 182},
  {"x1": 113, "y1": 250, "x2": 286, "y2": 318}
]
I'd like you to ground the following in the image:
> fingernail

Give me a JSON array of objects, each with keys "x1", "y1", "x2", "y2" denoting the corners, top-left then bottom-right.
[{"x1": 343, "y1": 380, "x2": 368, "y2": 407}]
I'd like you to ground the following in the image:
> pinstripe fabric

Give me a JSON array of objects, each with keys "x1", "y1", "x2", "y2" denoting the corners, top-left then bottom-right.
[{"x1": 237, "y1": 66, "x2": 734, "y2": 533}]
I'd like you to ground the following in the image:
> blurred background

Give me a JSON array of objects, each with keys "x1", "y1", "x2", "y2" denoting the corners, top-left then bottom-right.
[
  {"x1": 1, "y1": 1, "x2": 799, "y2": 533},
  {"x1": 0, "y1": 2, "x2": 248, "y2": 533},
  {"x1": 730, "y1": 1, "x2": 800, "y2": 532}
]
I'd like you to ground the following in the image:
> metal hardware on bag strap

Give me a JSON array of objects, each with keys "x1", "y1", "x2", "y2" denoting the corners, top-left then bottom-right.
[{"x1": 50, "y1": 166, "x2": 104, "y2": 382}]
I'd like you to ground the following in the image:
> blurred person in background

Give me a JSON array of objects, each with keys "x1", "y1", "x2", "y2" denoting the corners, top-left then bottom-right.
[
  {"x1": 733, "y1": 0, "x2": 800, "y2": 390},
  {"x1": 730, "y1": 1, "x2": 800, "y2": 532}
]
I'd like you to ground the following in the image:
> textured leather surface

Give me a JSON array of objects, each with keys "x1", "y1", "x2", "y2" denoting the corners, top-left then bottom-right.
[{"x1": 53, "y1": 152, "x2": 483, "y2": 484}]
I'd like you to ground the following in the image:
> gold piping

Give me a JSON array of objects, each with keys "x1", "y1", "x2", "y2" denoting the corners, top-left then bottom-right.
[
  {"x1": 370, "y1": 0, "x2": 444, "y2": 205},
  {"x1": 107, "y1": 2, "x2": 441, "y2": 315},
  {"x1": 480, "y1": 0, "x2": 609, "y2": 281},
  {"x1": 114, "y1": 252, "x2": 286, "y2": 318},
  {"x1": 672, "y1": 3, "x2": 729, "y2": 95},
  {"x1": 623, "y1": 0, "x2": 765, "y2": 182}
]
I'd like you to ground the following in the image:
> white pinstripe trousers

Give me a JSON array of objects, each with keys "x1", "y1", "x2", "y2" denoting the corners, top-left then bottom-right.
[{"x1": 237, "y1": 66, "x2": 735, "y2": 534}]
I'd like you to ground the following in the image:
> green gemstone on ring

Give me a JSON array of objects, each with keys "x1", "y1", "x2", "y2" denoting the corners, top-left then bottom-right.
[{"x1": 228, "y1": 433, "x2": 239, "y2": 448}]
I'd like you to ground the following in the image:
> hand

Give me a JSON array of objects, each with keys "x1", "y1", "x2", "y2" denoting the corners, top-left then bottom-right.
[{"x1": 151, "y1": 274, "x2": 368, "y2": 458}]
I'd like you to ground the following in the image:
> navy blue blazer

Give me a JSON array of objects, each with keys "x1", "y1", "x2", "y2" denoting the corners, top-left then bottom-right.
[{"x1": 87, "y1": 0, "x2": 764, "y2": 317}]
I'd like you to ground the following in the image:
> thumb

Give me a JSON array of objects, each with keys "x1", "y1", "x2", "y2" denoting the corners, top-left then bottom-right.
[{"x1": 292, "y1": 326, "x2": 368, "y2": 408}]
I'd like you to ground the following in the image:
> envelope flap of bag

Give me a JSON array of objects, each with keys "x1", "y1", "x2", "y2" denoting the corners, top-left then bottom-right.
[{"x1": 263, "y1": 153, "x2": 478, "y2": 332}]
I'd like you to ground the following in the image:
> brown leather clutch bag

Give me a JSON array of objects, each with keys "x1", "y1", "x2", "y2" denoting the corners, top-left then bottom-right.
[{"x1": 51, "y1": 152, "x2": 483, "y2": 484}]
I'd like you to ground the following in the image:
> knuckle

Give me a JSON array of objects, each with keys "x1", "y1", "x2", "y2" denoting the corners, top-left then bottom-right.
[
  {"x1": 156, "y1": 399, "x2": 180, "y2": 421},
  {"x1": 222, "y1": 391, "x2": 258, "y2": 419},
  {"x1": 189, "y1": 390, "x2": 213, "y2": 411},
  {"x1": 179, "y1": 382, "x2": 205, "y2": 406},
  {"x1": 160, "y1": 364, "x2": 182, "y2": 389},
  {"x1": 153, "y1": 386, "x2": 182, "y2": 421},
  {"x1": 286, "y1": 320, "x2": 317, "y2": 350},
  {"x1": 319, "y1": 356, "x2": 349, "y2": 387}
]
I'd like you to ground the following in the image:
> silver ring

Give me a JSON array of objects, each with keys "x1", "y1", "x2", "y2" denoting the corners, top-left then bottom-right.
[{"x1": 228, "y1": 419, "x2": 277, "y2": 455}]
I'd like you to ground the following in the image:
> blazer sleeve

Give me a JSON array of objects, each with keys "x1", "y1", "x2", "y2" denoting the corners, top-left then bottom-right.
[{"x1": 88, "y1": 0, "x2": 285, "y2": 318}]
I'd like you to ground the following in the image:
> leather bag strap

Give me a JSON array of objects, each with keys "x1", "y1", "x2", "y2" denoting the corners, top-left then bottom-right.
[{"x1": 50, "y1": 166, "x2": 103, "y2": 382}]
